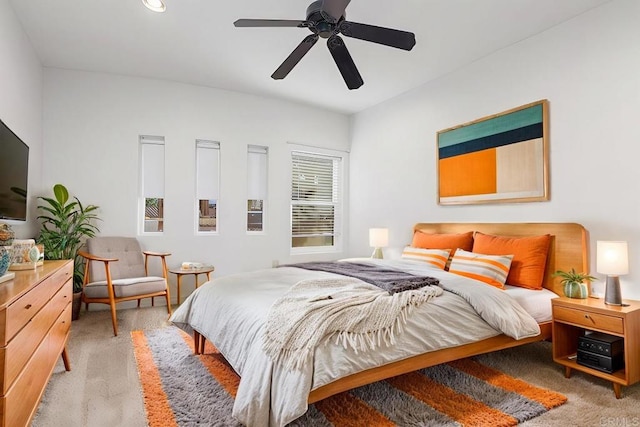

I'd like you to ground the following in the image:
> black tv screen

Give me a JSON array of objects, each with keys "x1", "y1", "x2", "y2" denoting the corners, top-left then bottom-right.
[{"x1": 0, "y1": 118, "x2": 29, "y2": 221}]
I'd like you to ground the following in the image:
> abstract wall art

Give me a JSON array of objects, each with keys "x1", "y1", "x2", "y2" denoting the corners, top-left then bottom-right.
[{"x1": 437, "y1": 100, "x2": 549, "y2": 205}]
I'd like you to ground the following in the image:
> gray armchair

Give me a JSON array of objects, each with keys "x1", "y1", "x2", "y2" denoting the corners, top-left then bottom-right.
[{"x1": 78, "y1": 237, "x2": 171, "y2": 336}]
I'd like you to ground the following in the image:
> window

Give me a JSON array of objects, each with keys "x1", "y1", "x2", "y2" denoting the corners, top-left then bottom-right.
[
  {"x1": 140, "y1": 135, "x2": 165, "y2": 233},
  {"x1": 291, "y1": 150, "x2": 343, "y2": 252},
  {"x1": 196, "y1": 140, "x2": 220, "y2": 232},
  {"x1": 247, "y1": 145, "x2": 268, "y2": 232}
]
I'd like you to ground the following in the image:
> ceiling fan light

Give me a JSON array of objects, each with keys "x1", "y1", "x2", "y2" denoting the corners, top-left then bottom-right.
[{"x1": 142, "y1": 0, "x2": 166, "y2": 13}]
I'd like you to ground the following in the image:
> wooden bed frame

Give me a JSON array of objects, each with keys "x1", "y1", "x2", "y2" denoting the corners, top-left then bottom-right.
[{"x1": 194, "y1": 222, "x2": 589, "y2": 405}]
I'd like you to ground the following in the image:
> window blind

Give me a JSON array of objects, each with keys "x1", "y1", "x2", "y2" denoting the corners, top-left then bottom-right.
[
  {"x1": 196, "y1": 140, "x2": 220, "y2": 200},
  {"x1": 291, "y1": 152, "x2": 341, "y2": 245},
  {"x1": 247, "y1": 145, "x2": 268, "y2": 200},
  {"x1": 140, "y1": 136, "x2": 165, "y2": 198}
]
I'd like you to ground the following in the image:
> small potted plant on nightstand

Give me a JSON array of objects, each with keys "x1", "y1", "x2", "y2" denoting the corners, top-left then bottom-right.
[
  {"x1": 37, "y1": 184, "x2": 100, "y2": 319},
  {"x1": 553, "y1": 268, "x2": 596, "y2": 299}
]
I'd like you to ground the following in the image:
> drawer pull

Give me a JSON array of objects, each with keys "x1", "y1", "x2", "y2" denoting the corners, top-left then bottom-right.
[
  {"x1": 25, "y1": 304, "x2": 32, "y2": 310},
  {"x1": 584, "y1": 314, "x2": 595, "y2": 324}
]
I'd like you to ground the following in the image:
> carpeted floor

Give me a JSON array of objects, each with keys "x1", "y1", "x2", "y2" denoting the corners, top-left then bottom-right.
[
  {"x1": 133, "y1": 327, "x2": 566, "y2": 426},
  {"x1": 32, "y1": 306, "x2": 640, "y2": 426}
]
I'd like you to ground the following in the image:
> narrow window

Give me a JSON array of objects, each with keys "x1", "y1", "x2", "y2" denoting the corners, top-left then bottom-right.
[
  {"x1": 196, "y1": 140, "x2": 220, "y2": 233},
  {"x1": 140, "y1": 135, "x2": 165, "y2": 233},
  {"x1": 291, "y1": 150, "x2": 343, "y2": 252},
  {"x1": 247, "y1": 145, "x2": 268, "y2": 232}
]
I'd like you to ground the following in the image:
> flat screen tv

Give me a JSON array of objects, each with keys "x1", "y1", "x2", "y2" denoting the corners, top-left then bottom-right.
[{"x1": 0, "y1": 118, "x2": 29, "y2": 221}]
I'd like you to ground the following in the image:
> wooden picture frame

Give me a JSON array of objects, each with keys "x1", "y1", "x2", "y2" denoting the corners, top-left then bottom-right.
[{"x1": 437, "y1": 100, "x2": 549, "y2": 205}]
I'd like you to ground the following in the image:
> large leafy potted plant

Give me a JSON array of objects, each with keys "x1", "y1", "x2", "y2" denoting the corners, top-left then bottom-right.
[{"x1": 38, "y1": 184, "x2": 100, "y2": 319}]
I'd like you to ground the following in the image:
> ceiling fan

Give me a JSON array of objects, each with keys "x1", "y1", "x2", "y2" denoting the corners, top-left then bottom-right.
[{"x1": 234, "y1": 0, "x2": 416, "y2": 90}]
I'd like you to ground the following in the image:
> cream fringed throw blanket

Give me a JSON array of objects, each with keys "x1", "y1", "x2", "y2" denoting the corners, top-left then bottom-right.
[{"x1": 263, "y1": 277, "x2": 443, "y2": 371}]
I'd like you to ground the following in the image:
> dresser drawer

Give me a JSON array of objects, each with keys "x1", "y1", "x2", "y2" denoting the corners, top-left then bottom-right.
[
  {"x1": 0, "y1": 280, "x2": 71, "y2": 394},
  {"x1": 4, "y1": 263, "x2": 72, "y2": 341},
  {"x1": 553, "y1": 305, "x2": 624, "y2": 334},
  {"x1": 2, "y1": 329, "x2": 53, "y2": 427}
]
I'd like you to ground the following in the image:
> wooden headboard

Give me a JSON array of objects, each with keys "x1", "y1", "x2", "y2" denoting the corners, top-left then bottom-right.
[{"x1": 412, "y1": 222, "x2": 589, "y2": 296}]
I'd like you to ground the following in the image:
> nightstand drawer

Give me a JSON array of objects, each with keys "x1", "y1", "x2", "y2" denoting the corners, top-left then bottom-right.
[{"x1": 553, "y1": 306, "x2": 624, "y2": 334}]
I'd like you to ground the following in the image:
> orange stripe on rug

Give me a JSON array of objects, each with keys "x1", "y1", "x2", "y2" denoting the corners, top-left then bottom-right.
[
  {"x1": 131, "y1": 330, "x2": 178, "y2": 427},
  {"x1": 314, "y1": 392, "x2": 395, "y2": 427},
  {"x1": 177, "y1": 329, "x2": 240, "y2": 398},
  {"x1": 387, "y1": 371, "x2": 519, "y2": 427},
  {"x1": 448, "y1": 358, "x2": 567, "y2": 409}
]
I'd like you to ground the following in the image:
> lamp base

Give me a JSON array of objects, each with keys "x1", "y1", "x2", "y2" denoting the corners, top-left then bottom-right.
[
  {"x1": 604, "y1": 275, "x2": 622, "y2": 306},
  {"x1": 371, "y1": 247, "x2": 383, "y2": 259}
]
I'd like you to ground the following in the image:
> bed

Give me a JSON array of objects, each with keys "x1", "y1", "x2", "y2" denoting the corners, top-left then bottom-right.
[{"x1": 170, "y1": 222, "x2": 588, "y2": 426}]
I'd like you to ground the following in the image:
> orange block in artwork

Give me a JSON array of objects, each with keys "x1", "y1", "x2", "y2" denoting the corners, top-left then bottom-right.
[{"x1": 439, "y1": 149, "x2": 497, "y2": 197}]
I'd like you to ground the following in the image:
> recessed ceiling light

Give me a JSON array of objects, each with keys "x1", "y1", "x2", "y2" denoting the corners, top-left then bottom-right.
[{"x1": 142, "y1": 0, "x2": 166, "y2": 13}]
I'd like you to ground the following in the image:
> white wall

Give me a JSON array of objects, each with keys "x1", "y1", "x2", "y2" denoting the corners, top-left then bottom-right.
[
  {"x1": 349, "y1": 0, "x2": 640, "y2": 299},
  {"x1": 0, "y1": 0, "x2": 43, "y2": 238},
  {"x1": 43, "y1": 69, "x2": 350, "y2": 289}
]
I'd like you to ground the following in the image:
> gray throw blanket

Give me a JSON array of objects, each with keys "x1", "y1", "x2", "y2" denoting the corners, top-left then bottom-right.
[{"x1": 285, "y1": 261, "x2": 440, "y2": 294}]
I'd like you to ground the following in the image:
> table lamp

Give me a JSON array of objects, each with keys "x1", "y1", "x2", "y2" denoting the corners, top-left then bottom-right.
[
  {"x1": 369, "y1": 228, "x2": 389, "y2": 259},
  {"x1": 596, "y1": 240, "x2": 629, "y2": 306}
]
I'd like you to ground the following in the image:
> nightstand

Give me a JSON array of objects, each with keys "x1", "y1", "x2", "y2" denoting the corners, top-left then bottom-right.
[{"x1": 552, "y1": 297, "x2": 640, "y2": 398}]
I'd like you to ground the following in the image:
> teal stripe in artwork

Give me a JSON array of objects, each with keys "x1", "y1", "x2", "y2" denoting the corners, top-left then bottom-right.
[{"x1": 439, "y1": 103, "x2": 543, "y2": 149}]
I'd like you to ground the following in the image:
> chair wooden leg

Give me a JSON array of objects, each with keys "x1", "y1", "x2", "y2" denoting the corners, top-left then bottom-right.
[
  {"x1": 85, "y1": 303, "x2": 90, "y2": 311},
  {"x1": 137, "y1": 299, "x2": 141, "y2": 308},
  {"x1": 109, "y1": 300, "x2": 118, "y2": 336},
  {"x1": 165, "y1": 293, "x2": 172, "y2": 315}
]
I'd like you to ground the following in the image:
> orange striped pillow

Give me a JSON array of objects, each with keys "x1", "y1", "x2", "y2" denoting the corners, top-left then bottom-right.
[
  {"x1": 401, "y1": 247, "x2": 451, "y2": 269},
  {"x1": 448, "y1": 249, "x2": 513, "y2": 289}
]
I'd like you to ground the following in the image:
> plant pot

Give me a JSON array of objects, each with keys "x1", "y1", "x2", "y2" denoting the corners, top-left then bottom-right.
[
  {"x1": 564, "y1": 281, "x2": 588, "y2": 299},
  {"x1": 72, "y1": 291, "x2": 82, "y2": 320}
]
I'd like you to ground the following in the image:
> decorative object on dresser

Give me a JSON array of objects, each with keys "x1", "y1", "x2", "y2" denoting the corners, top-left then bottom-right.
[
  {"x1": 552, "y1": 297, "x2": 640, "y2": 398},
  {"x1": 368, "y1": 227, "x2": 388, "y2": 259},
  {"x1": 553, "y1": 268, "x2": 596, "y2": 299},
  {"x1": 0, "y1": 223, "x2": 14, "y2": 247},
  {"x1": 37, "y1": 183, "x2": 100, "y2": 319},
  {"x1": 596, "y1": 241, "x2": 629, "y2": 306},
  {"x1": 7, "y1": 239, "x2": 44, "y2": 271},
  {"x1": 0, "y1": 260, "x2": 73, "y2": 427},
  {"x1": 78, "y1": 237, "x2": 172, "y2": 336},
  {"x1": 0, "y1": 247, "x2": 12, "y2": 284}
]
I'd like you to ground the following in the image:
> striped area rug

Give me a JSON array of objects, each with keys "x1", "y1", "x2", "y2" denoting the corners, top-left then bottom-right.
[{"x1": 131, "y1": 327, "x2": 566, "y2": 426}]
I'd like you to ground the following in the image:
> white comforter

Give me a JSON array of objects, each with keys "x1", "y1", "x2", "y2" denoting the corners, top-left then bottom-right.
[{"x1": 170, "y1": 259, "x2": 540, "y2": 427}]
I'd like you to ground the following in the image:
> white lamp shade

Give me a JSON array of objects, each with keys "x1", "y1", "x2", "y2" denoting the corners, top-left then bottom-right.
[
  {"x1": 597, "y1": 241, "x2": 629, "y2": 275},
  {"x1": 369, "y1": 228, "x2": 389, "y2": 248}
]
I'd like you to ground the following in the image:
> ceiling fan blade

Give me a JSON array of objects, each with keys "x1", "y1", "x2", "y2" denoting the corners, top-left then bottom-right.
[
  {"x1": 271, "y1": 35, "x2": 319, "y2": 80},
  {"x1": 340, "y1": 21, "x2": 416, "y2": 51},
  {"x1": 320, "y1": 0, "x2": 351, "y2": 23},
  {"x1": 327, "y1": 35, "x2": 363, "y2": 90},
  {"x1": 234, "y1": 19, "x2": 309, "y2": 28}
]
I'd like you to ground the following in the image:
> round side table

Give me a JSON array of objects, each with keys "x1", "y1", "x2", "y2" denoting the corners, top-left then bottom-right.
[{"x1": 169, "y1": 266, "x2": 215, "y2": 304}]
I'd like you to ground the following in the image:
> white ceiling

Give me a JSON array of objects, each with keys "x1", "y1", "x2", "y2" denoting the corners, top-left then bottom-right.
[{"x1": 10, "y1": 0, "x2": 610, "y2": 115}]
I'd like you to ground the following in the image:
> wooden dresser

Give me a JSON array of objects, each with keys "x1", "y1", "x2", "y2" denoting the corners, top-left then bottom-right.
[{"x1": 0, "y1": 260, "x2": 73, "y2": 427}]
